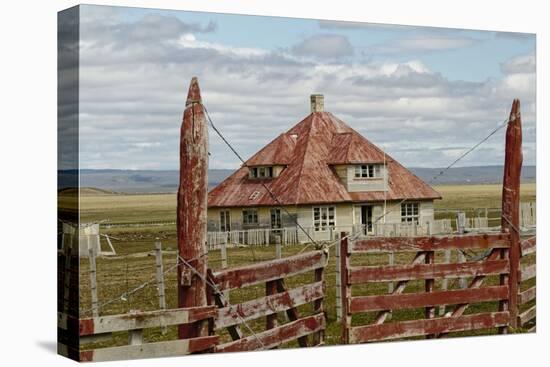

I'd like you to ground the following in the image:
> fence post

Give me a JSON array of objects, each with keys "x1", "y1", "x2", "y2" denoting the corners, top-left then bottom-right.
[
  {"x1": 220, "y1": 237, "x2": 228, "y2": 269},
  {"x1": 128, "y1": 310, "x2": 144, "y2": 345},
  {"x1": 425, "y1": 249, "x2": 436, "y2": 338},
  {"x1": 457, "y1": 211, "x2": 466, "y2": 234},
  {"x1": 457, "y1": 251, "x2": 467, "y2": 289},
  {"x1": 154, "y1": 239, "x2": 167, "y2": 334},
  {"x1": 88, "y1": 245, "x2": 99, "y2": 318},
  {"x1": 275, "y1": 235, "x2": 282, "y2": 259},
  {"x1": 501, "y1": 99, "x2": 522, "y2": 330},
  {"x1": 340, "y1": 232, "x2": 351, "y2": 344},
  {"x1": 439, "y1": 249, "x2": 451, "y2": 315},
  {"x1": 177, "y1": 77, "x2": 209, "y2": 339},
  {"x1": 335, "y1": 237, "x2": 342, "y2": 321},
  {"x1": 456, "y1": 211, "x2": 467, "y2": 289}
]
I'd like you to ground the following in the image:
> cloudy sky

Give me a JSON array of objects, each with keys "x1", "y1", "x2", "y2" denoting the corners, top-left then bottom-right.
[{"x1": 77, "y1": 5, "x2": 536, "y2": 170}]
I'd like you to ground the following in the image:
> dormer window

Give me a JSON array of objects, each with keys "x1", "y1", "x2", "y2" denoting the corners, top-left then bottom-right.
[
  {"x1": 249, "y1": 166, "x2": 274, "y2": 179},
  {"x1": 354, "y1": 164, "x2": 381, "y2": 178}
]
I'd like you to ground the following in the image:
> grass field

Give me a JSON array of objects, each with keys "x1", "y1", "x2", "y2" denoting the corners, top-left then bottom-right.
[{"x1": 74, "y1": 183, "x2": 536, "y2": 349}]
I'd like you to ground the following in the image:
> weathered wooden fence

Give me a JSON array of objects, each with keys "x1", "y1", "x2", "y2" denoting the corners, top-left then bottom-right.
[
  {"x1": 208, "y1": 249, "x2": 328, "y2": 352},
  {"x1": 73, "y1": 307, "x2": 218, "y2": 362},
  {"x1": 517, "y1": 236, "x2": 536, "y2": 330},
  {"x1": 340, "y1": 233, "x2": 513, "y2": 343}
]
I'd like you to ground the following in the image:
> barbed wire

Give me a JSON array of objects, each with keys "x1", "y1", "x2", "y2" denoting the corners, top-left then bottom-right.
[{"x1": 81, "y1": 255, "x2": 186, "y2": 315}]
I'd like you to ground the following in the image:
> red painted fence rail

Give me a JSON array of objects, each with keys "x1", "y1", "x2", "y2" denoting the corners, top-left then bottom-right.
[{"x1": 208, "y1": 249, "x2": 329, "y2": 352}]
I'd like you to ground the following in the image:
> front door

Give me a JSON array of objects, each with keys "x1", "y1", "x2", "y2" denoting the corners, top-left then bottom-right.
[{"x1": 361, "y1": 205, "x2": 373, "y2": 235}]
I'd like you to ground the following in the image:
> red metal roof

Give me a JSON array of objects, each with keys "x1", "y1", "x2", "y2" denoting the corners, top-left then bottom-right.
[{"x1": 208, "y1": 111, "x2": 441, "y2": 208}]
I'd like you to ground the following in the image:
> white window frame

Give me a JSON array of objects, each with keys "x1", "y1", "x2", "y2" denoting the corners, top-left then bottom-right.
[
  {"x1": 312, "y1": 206, "x2": 336, "y2": 232},
  {"x1": 220, "y1": 210, "x2": 231, "y2": 232},
  {"x1": 249, "y1": 166, "x2": 274, "y2": 179},
  {"x1": 401, "y1": 203, "x2": 420, "y2": 224},
  {"x1": 354, "y1": 164, "x2": 378, "y2": 178},
  {"x1": 270, "y1": 208, "x2": 282, "y2": 229},
  {"x1": 242, "y1": 209, "x2": 259, "y2": 225}
]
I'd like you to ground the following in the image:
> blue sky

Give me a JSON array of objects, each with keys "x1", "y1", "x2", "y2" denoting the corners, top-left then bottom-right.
[
  {"x1": 120, "y1": 6, "x2": 535, "y2": 82},
  {"x1": 73, "y1": 5, "x2": 536, "y2": 169}
]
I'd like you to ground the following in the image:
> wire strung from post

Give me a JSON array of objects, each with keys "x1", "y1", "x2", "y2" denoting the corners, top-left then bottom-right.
[
  {"x1": 321, "y1": 115, "x2": 515, "y2": 257},
  {"x1": 203, "y1": 104, "x2": 320, "y2": 248},
  {"x1": 178, "y1": 255, "x2": 266, "y2": 349},
  {"x1": 81, "y1": 255, "x2": 184, "y2": 315},
  {"x1": 368, "y1": 116, "x2": 514, "y2": 235}
]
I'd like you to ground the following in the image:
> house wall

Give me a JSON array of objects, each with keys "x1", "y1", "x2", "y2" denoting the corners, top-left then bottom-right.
[
  {"x1": 333, "y1": 164, "x2": 388, "y2": 192},
  {"x1": 207, "y1": 206, "x2": 298, "y2": 231},
  {"x1": 207, "y1": 200, "x2": 435, "y2": 242}
]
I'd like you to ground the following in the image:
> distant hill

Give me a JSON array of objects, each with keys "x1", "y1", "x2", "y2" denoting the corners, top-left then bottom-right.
[{"x1": 58, "y1": 166, "x2": 535, "y2": 193}]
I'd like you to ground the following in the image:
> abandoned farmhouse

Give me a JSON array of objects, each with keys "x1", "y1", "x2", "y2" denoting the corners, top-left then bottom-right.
[{"x1": 207, "y1": 94, "x2": 442, "y2": 242}]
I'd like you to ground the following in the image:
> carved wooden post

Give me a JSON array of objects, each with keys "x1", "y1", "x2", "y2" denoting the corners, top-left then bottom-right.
[
  {"x1": 501, "y1": 99, "x2": 522, "y2": 329},
  {"x1": 177, "y1": 77, "x2": 209, "y2": 339}
]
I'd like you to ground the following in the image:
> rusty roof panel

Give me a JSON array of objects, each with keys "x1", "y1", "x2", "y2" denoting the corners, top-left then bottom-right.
[{"x1": 208, "y1": 111, "x2": 441, "y2": 208}]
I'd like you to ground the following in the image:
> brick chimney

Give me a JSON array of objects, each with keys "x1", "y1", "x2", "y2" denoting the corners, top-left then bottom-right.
[{"x1": 310, "y1": 94, "x2": 324, "y2": 113}]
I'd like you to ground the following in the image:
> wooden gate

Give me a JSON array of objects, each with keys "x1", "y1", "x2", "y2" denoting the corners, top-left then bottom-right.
[
  {"x1": 208, "y1": 249, "x2": 328, "y2": 352},
  {"x1": 340, "y1": 233, "x2": 513, "y2": 343}
]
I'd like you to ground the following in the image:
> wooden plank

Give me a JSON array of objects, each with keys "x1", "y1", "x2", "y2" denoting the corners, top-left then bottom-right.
[
  {"x1": 265, "y1": 280, "x2": 279, "y2": 333},
  {"x1": 518, "y1": 286, "x2": 536, "y2": 305},
  {"x1": 215, "y1": 313, "x2": 325, "y2": 353},
  {"x1": 521, "y1": 237, "x2": 536, "y2": 255},
  {"x1": 215, "y1": 282, "x2": 324, "y2": 329},
  {"x1": 276, "y1": 279, "x2": 308, "y2": 347},
  {"x1": 213, "y1": 250, "x2": 327, "y2": 291},
  {"x1": 312, "y1": 267, "x2": 325, "y2": 346},
  {"x1": 80, "y1": 336, "x2": 218, "y2": 362},
  {"x1": 518, "y1": 305, "x2": 536, "y2": 326},
  {"x1": 350, "y1": 312, "x2": 509, "y2": 343},
  {"x1": 80, "y1": 333, "x2": 113, "y2": 345},
  {"x1": 351, "y1": 233, "x2": 510, "y2": 253},
  {"x1": 350, "y1": 286, "x2": 508, "y2": 313},
  {"x1": 79, "y1": 306, "x2": 216, "y2": 336},
  {"x1": 520, "y1": 264, "x2": 536, "y2": 282},
  {"x1": 349, "y1": 259, "x2": 509, "y2": 283}
]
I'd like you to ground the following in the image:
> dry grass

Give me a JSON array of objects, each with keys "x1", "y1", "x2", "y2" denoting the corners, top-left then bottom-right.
[{"x1": 76, "y1": 183, "x2": 536, "y2": 350}]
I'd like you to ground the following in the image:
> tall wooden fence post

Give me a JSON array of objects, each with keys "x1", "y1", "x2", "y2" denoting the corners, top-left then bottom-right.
[
  {"x1": 177, "y1": 77, "x2": 209, "y2": 339},
  {"x1": 154, "y1": 239, "x2": 167, "y2": 334},
  {"x1": 501, "y1": 99, "x2": 522, "y2": 330}
]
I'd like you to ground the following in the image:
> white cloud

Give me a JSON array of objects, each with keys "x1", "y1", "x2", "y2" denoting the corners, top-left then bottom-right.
[
  {"x1": 290, "y1": 34, "x2": 354, "y2": 58},
  {"x1": 75, "y1": 7, "x2": 536, "y2": 170},
  {"x1": 373, "y1": 36, "x2": 478, "y2": 53}
]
